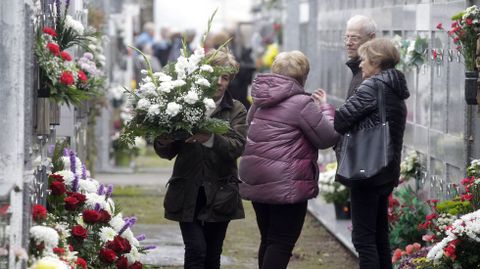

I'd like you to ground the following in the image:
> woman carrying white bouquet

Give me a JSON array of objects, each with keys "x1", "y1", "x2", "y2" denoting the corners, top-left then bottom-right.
[{"x1": 153, "y1": 48, "x2": 247, "y2": 269}]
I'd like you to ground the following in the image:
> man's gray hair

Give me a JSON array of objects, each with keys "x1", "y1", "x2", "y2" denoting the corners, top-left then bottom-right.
[{"x1": 347, "y1": 15, "x2": 377, "y2": 35}]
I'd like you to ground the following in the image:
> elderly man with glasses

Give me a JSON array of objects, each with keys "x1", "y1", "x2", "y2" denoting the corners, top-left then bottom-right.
[{"x1": 343, "y1": 15, "x2": 377, "y2": 98}]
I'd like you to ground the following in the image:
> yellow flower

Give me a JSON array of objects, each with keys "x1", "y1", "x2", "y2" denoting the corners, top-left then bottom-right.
[{"x1": 261, "y1": 43, "x2": 279, "y2": 68}]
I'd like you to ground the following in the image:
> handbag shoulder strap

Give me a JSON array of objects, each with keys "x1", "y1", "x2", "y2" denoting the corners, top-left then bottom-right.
[{"x1": 376, "y1": 80, "x2": 386, "y2": 124}]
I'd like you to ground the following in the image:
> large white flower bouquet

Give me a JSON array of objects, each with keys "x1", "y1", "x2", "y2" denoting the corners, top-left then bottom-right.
[
  {"x1": 121, "y1": 13, "x2": 231, "y2": 145},
  {"x1": 121, "y1": 48, "x2": 231, "y2": 144}
]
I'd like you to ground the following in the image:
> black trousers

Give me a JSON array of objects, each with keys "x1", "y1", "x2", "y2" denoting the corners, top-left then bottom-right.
[
  {"x1": 350, "y1": 184, "x2": 393, "y2": 269},
  {"x1": 179, "y1": 220, "x2": 229, "y2": 269},
  {"x1": 252, "y1": 201, "x2": 307, "y2": 269}
]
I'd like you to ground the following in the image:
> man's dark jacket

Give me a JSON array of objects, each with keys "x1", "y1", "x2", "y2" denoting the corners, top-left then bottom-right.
[
  {"x1": 334, "y1": 68, "x2": 410, "y2": 187},
  {"x1": 154, "y1": 91, "x2": 247, "y2": 222}
]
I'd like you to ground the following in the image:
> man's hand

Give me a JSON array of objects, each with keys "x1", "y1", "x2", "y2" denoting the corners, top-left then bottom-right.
[
  {"x1": 312, "y1": 89, "x2": 328, "y2": 105},
  {"x1": 185, "y1": 133, "x2": 212, "y2": 144}
]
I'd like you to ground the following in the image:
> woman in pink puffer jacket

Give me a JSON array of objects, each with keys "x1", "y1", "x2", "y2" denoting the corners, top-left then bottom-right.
[{"x1": 239, "y1": 50, "x2": 339, "y2": 269}]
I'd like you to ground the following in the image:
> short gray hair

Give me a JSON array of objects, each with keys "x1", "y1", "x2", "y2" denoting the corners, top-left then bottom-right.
[{"x1": 347, "y1": 15, "x2": 377, "y2": 35}]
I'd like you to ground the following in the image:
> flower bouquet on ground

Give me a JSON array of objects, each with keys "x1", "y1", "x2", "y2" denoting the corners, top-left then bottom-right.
[
  {"x1": 28, "y1": 143, "x2": 154, "y2": 268},
  {"x1": 120, "y1": 12, "x2": 231, "y2": 145}
]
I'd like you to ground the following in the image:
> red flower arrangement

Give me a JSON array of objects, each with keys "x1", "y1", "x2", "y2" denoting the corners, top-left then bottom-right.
[{"x1": 32, "y1": 204, "x2": 47, "y2": 222}]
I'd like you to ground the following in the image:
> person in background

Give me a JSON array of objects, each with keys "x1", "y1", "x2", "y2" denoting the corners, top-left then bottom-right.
[
  {"x1": 135, "y1": 22, "x2": 156, "y2": 51},
  {"x1": 239, "y1": 51, "x2": 339, "y2": 269},
  {"x1": 153, "y1": 26, "x2": 172, "y2": 67},
  {"x1": 332, "y1": 38, "x2": 409, "y2": 269},
  {"x1": 153, "y1": 49, "x2": 247, "y2": 269},
  {"x1": 133, "y1": 44, "x2": 161, "y2": 87}
]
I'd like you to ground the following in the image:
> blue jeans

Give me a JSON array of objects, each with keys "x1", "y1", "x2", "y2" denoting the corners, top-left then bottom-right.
[{"x1": 351, "y1": 184, "x2": 393, "y2": 269}]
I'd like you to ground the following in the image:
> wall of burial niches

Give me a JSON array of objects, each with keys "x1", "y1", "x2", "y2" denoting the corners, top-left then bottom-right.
[{"x1": 289, "y1": 0, "x2": 480, "y2": 200}]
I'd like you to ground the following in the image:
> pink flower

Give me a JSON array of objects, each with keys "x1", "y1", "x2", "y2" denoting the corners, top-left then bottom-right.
[
  {"x1": 436, "y1": 23, "x2": 443, "y2": 30},
  {"x1": 466, "y1": 18, "x2": 473, "y2": 26},
  {"x1": 405, "y1": 244, "x2": 414, "y2": 255},
  {"x1": 412, "y1": 242, "x2": 421, "y2": 251},
  {"x1": 422, "y1": 234, "x2": 436, "y2": 242},
  {"x1": 392, "y1": 248, "x2": 403, "y2": 263}
]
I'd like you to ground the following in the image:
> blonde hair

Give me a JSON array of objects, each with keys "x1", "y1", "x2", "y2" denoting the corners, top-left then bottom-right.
[
  {"x1": 271, "y1": 50, "x2": 310, "y2": 86},
  {"x1": 205, "y1": 48, "x2": 239, "y2": 80},
  {"x1": 358, "y1": 38, "x2": 400, "y2": 70}
]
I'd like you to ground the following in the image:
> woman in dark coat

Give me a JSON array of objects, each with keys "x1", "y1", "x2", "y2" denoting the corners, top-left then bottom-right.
[
  {"x1": 333, "y1": 38, "x2": 410, "y2": 269},
  {"x1": 154, "y1": 49, "x2": 247, "y2": 269}
]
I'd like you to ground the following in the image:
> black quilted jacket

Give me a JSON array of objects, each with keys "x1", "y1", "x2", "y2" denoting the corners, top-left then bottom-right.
[{"x1": 334, "y1": 68, "x2": 410, "y2": 186}]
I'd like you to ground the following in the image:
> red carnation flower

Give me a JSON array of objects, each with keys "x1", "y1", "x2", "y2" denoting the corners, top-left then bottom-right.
[
  {"x1": 53, "y1": 247, "x2": 66, "y2": 256},
  {"x1": 67, "y1": 192, "x2": 87, "y2": 204},
  {"x1": 49, "y1": 181, "x2": 66, "y2": 196},
  {"x1": 466, "y1": 18, "x2": 473, "y2": 26},
  {"x1": 49, "y1": 174, "x2": 64, "y2": 182},
  {"x1": 32, "y1": 204, "x2": 47, "y2": 222},
  {"x1": 42, "y1": 27, "x2": 58, "y2": 37},
  {"x1": 99, "y1": 248, "x2": 117, "y2": 264},
  {"x1": 46, "y1": 43, "x2": 60, "y2": 56},
  {"x1": 78, "y1": 70, "x2": 88, "y2": 82},
  {"x1": 60, "y1": 51, "x2": 72, "y2": 61},
  {"x1": 71, "y1": 225, "x2": 88, "y2": 240},
  {"x1": 128, "y1": 261, "x2": 143, "y2": 269},
  {"x1": 436, "y1": 23, "x2": 443, "y2": 30},
  {"x1": 106, "y1": 235, "x2": 131, "y2": 254},
  {"x1": 115, "y1": 256, "x2": 128, "y2": 269},
  {"x1": 76, "y1": 257, "x2": 87, "y2": 269},
  {"x1": 99, "y1": 209, "x2": 111, "y2": 223},
  {"x1": 82, "y1": 209, "x2": 101, "y2": 224},
  {"x1": 64, "y1": 196, "x2": 80, "y2": 211},
  {"x1": 60, "y1": 71, "x2": 75, "y2": 86}
]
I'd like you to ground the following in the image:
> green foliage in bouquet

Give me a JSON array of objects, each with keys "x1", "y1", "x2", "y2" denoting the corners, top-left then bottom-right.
[
  {"x1": 389, "y1": 185, "x2": 429, "y2": 250},
  {"x1": 435, "y1": 198, "x2": 472, "y2": 216},
  {"x1": 120, "y1": 11, "x2": 234, "y2": 146}
]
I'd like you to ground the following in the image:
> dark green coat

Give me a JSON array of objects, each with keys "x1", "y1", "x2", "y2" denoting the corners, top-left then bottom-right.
[{"x1": 154, "y1": 92, "x2": 247, "y2": 222}]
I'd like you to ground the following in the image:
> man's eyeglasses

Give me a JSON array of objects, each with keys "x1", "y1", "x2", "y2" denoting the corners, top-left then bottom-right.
[{"x1": 343, "y1": 35, "x2": 362, "y2": 43}]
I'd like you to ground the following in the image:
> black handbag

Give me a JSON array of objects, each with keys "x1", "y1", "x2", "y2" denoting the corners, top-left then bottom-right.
[{"x1": 336, "y1": 86, "x2": 394, "y2": 185}]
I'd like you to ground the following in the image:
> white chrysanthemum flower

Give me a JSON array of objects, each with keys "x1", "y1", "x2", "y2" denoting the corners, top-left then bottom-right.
[
  {"x1": 195, "y1": 77, "x2": 211, "y2": 87},
  {"x1": 184, "y1": 91, "x2": 199, "y2": 104},
  {"x1": 30, "y1": 226, "x2": 59, "y2": 249},
  {"x1": 122, "y1": 229, "x2": 140, "y2": 247},
  {"x1": 165, "y1": 102, "x2": 182, "y2": 117},
  {"x1": 54, "y1": 170, "x2": 75, "y2": 186},
  {"x1": 200, "y1": 64, "x2": 214, "y2": 72},
  {"x1": 109, "y1": 213, "x2": 125, "y2": 232},
  {"x1": 78, "y1": 179, "x2": 99, "y2": 194},
  {"x1": 140, "y1": 69, "x2": 148, "y2": 75},
  {"x1": 171, "y1": 79, "x2": 186, "y2": 88},
  {"x1": 203, "y1": 98, "x2": 216, "y2": 110},
  {"x1": 125, "y1": 246, "x2": 141, "y2": 264},
  {"x1": 153, "y1": 72, "x2": 172, "y2": 82},
  {"x1": 140, "y1": 82, "x2": 157, "y2": 96},
  {"x1": 99, "y1": 227, "x2": 117, "y2": 243},
  {"x1": 85, "y1": 193, "x2": 107, "y2": 209},
  {"x1": 159, "y1": 81, "x2": 174, "y2": 93},
  {"x1": 147, "y1": 104, "x2": 161, "y2": 117},
  {"x1": 136, "y1": 99, "x2": 151, "y2": 111},
  {"x1": 31, "y1": 256, "x2": 70, "y2": 269},
  {"x1": 65, "y1": 15, "x2": 84, "y2": 34}
]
